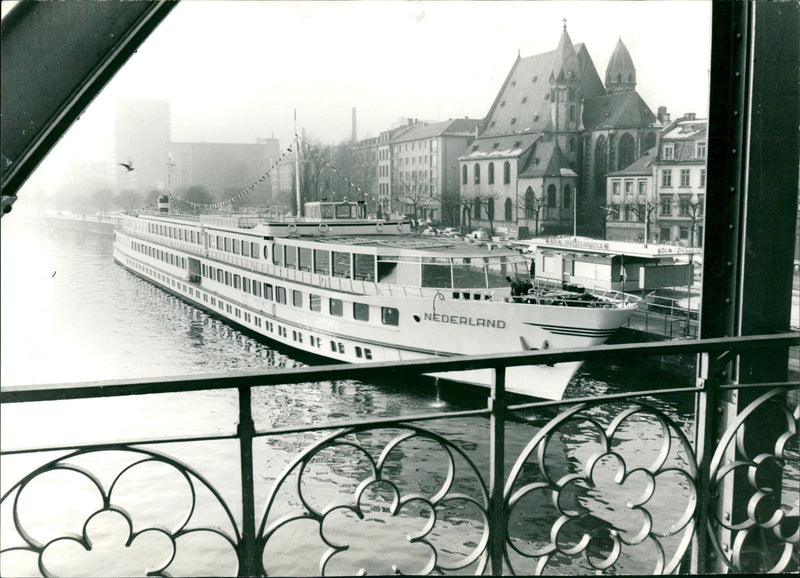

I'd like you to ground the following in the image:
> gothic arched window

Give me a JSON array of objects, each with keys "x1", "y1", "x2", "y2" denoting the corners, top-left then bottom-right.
[
  {"x1": 525, "y1": 187, "x2": 535, "y2": 219},
  {"x1": 488, "y1": 163, "x2": 495, "y2": 185},
  {"x1": 474, "y1": 164, "x2": 481, "y2": 185},
  {"x1": 473, "y1": 198, "x2": 481, "y2": 220},
  {"x1": 618, "y1": 133, "x2": 636, "y2": 170},
  {"x1": 461, "y1": 165, "x2": 467, "y2": 185},
  {"x1": 504, "y1": 198, "x2": 513, "y2": 222},
  {"x1": 564, "y1": 184, "x2": 573, "y2": 208},
  {"x1": 644, "y1": 132, "x2": 657, "y2": 152},
  {"x1": 503, "y1": 162, "x2": 511, "y2": 184},
  {"x1": 487, "y1": 197, "x2": 495, "y2": 219},
  {"x1": 547, "y1": 184, "x2": 557, "y2": 208},
  {"x1": 594, "y1": 136, "x2": 608, "y2": 197}
]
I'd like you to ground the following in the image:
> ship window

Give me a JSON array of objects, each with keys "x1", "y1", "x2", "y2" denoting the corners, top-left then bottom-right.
[
  {"x1": 335, "y1": 204, "x2": 353, "y2": 219},
  {"x1": 338, "y1": 343, "x2": 345, "y2": 354},
  {"x1": 234, "y1": 274, "x2": 241, "y2": 289},
  {"x1": 364, "y1": 349, "x2": 372, "y2": 360},
  {"x1": 452, "y1": 257, "x2": 487, "y2": 288},
  {"x1": 486, "y1": 257, "x2": 509, "y2": 288},
  {"x1": 244, "y1": 278, "x2": 251, "y2": 293},
  {"x1": 353, "y1": 302, "x2": 369, "y2": 321},
  {"x1": 309, "y1": 294, "x2": 321, "y2": 312},
  {"x1": 263, "y1": 283, "x2": 273, "y2": 300},
  {"x1": 332, "y1": 251, "x2": 351, "y2": 278},
  {"x1": 225, "y1": 238, "x2": 231, "y2": 252},
  {"x1": 355, "y1": 346, "x2": 363, "y2": 358},
  {"x1": 253, "y1": 281, "x2": 261, "y2": 297},
  {"x1": 251, "y1": 242, "x2": 259, "y2": 258},
  {"x1": 330, "y1": 340, "x2": 337, "y2": 352},
  {"x1": 377, "y1": 256, "x2": 420, "y2": 286},
  {"x1": 233, "y1": 239, "x2": 241, "y2": 255},
  {"x1": 293, "y1": 290, "x2": 303, "y2": 307},
  {"x1": 241, "y1": 241, "x2": 250, "y2": 257},
  {"x1": 314, "y1": 249, "x2": 330, "y2": 274},
  {"x1": 298, "y1": 247, "x2": 312, "y2": 271},
  {"x1": 285, "y1": 246, "x2": 297, "y2": 269},
  {"x1": 381, "y1": 307, "x2": 399, "y2": 326},
  {"x1": 276, "y1": 286, "x2": 287, "y2": 304},
  {"x1": 225, "y1": 271, "x2": 231, "y2": 286},
  {"x1": 216, "y1": 269, "x2": 223, "y2": 282},
  {"x1": 272, "y1": 243, "x2": 284, "y2": 266},
  {"x1": 422, "y1": 262, "x2": 451, "y2": 288},
  {"x1": 354, "y1": 254, "x2": 375, "y2": 281},
  {"x1": 329, "y1": 298, "x2": 343, "y2": 316}
]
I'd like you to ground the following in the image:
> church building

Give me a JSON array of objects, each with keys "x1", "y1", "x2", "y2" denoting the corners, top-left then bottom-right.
[{"x1": 459, "y1": 22, "x2": 661, "y2": 238}]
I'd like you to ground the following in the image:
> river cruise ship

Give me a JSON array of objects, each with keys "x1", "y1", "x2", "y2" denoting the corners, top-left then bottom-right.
[{"x1": 113, "y1": 200, "x2": 638, "y2": 399}]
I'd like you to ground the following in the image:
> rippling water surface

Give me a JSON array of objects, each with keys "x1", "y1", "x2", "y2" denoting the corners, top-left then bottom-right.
[{"x1": 2, "y1": 215, "x2": 703, "y2": 576}]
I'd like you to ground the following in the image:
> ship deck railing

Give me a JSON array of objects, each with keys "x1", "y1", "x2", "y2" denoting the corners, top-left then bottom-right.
[{"x1": 1, "y1": 334, "x2": 798, "y2": 576}]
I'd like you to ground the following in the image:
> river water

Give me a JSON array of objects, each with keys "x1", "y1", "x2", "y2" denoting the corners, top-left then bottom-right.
[{"x1": 1, "y1": 215, "x2": 701, "y2": 576}]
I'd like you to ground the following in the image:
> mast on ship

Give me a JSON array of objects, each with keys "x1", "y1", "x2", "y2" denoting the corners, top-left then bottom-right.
[{"x1": 294, "y1": 110, "x2": 302, "y2": 218}]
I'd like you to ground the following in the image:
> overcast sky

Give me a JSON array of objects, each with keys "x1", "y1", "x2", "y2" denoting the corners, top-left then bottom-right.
[{"x1": 10, "y1": 1, "x2": 712, "y2": 169}]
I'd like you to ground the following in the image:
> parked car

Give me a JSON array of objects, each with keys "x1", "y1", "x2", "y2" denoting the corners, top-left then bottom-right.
[{"x1": 467, "y1": 229, "x2": 489, "y2": 240}]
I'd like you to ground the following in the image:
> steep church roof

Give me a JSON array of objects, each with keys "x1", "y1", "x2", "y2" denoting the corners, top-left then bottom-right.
[
  {"x1": 582, "y1": 91, "x2": 657, "y2": 130},
  {"x1": 477, "y1": 37, "x2": 604, "y2": 141},
  {"x1": 605, "y1": 38, "x2": 637, "y2": 94},
  {"x1": 519, "y1": 139, "x2": 577, "y2": 178}
]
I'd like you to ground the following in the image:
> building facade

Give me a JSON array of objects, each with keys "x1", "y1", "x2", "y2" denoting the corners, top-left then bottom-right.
[
  {"x1": 114, "y1": 98, "x2": 171, "y2": 194},
  {"x1": 166, "y1": 138, "x2": 280, "y2": 206},
  {"x1": 459, "y1": 24, "x2": 661, "y2": 238},
  {"x1": 605, "y1": 115, "x2": 707, "y2": 247},
  {"x1": 388, "y1": 118, "x2": 479, "y2": 224},
  {"x1": 652, "y1": 115, "x2": 707, "y2": 247}
]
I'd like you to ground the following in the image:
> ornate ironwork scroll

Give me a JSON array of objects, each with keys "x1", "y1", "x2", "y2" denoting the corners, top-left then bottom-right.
[
  {"x1": 706, "y1": 387, "x2": 799, "y2": 574},
  {"x1": 258, "y1": 425, "x2": 490, "y2": 576},
  {"x1": 0, "y1": 447, "x2": 240, "y2": 577},
  {"x1": 503, "y1": 401, "x2": 699, "y2": 575}
]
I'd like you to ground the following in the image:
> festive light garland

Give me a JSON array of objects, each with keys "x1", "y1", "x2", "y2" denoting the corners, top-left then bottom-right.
[{"x1": 169, "y1": 135, "x2": 379, "y2": 210}]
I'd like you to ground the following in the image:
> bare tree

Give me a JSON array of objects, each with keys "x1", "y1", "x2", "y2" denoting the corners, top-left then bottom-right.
[
  {"x1": 398, "y1": 173, "x2": 432, "y2": 222},
  {"x1": 627, "y1": 201, "x2": 657, "y2": 243},
  {"x1": 116, "y1": 188, "x2": 142, "y2": 212}
]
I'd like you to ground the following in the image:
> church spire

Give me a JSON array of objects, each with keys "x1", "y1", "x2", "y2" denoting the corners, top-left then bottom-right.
[
  {"x1": 551, "y1": 20, "x2": 578, "y2": 81},
  {"x1": 605, "y1": 38, "x2": 637, "y2": 94}
]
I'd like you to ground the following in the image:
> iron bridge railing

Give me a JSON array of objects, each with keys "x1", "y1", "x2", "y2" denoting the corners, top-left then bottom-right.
[{"x1": 1, "y1": 334, "x2": 798, "y2": 576}]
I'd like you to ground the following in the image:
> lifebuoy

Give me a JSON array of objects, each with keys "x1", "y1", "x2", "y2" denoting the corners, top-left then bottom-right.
[
  {"x1": 318, "y1": 223, "x2": 329, "y2": 233},
  {"x1": 397, "y1": 222, "x2": 404, "y2": 231},
  {"x1": 376, "y1": 222, "x2": 384, "y2": 232},
  {"x1": 287, "y1": 223, "x2": 297, "y2": 233}
]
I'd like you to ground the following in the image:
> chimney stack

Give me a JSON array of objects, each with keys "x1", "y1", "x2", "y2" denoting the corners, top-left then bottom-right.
[{"x1": 657, "y1": 106, "x2": 670, "y2": 124}]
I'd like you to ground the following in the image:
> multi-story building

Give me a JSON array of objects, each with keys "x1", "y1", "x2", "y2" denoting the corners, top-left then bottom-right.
[
  {"x1": 166, "y1": 138, "x2": 280, "y2": 206},
  {"x1": 606, "y1": 114, "x2": 707, "y2": 247},
  {"x1": 389, "y1": 118, "x2": 480, "y2": 224},
  {"x1": 459, "y1": 23, "x2": 661, "y2": 238},
  {"x1": 114, "y1": 98, "x2": 171, "y2": 194},
  {"x1": 652, "y1": 115, "x2": 707, "y2": 247},
  {"x1": 604, "y1": 149, "x2": 657, "y2": 242}
]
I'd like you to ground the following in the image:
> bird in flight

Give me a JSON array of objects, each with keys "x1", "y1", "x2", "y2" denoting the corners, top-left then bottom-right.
[{"x1": 119, "y1": 159, "x2": 135, "y2": 172}]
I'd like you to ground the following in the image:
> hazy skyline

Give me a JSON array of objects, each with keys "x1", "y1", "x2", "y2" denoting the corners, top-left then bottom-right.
[{"x1": 9, "y1": 1, "x2": 712, "y2": 190}]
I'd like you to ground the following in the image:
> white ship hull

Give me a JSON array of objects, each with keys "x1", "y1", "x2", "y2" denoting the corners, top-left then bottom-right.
[{"x1": 113, "y1": 220, "x2": 634, "y2": 399}]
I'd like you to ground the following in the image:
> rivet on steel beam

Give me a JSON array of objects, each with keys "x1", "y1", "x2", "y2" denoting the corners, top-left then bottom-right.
[
  {"x1": 736, "y1": 32, "x2": 742, "y2": 40},
  {"x1": 724, "y1": 512, "x2": 731, "y2": 522},
  {"x1": 717, "y1": 405, "x2": 724, "y2": 414},
  {"x1": 726, "y1": 262, "x2": 732, "y2": 268},
  {"x1": 724, "y1": 298, "x2": 731, "y2": 304},
  {"x1": 728, "y1": 224, "x2": 734, "y2": 230},
  {"x1": 734, "y1": 71, "x2": 741, "y2": 79},
  {"x1": 733, "y1": 110, "x2": 739, "y2": 116},
  {"x1": 731, "y1": 149, "x2": 738, "y2": 155}
]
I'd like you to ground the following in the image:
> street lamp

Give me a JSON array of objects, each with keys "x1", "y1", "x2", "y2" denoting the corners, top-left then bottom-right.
[{"x1": 689, "y1": 192, "x2": 701, "y2": 248}]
